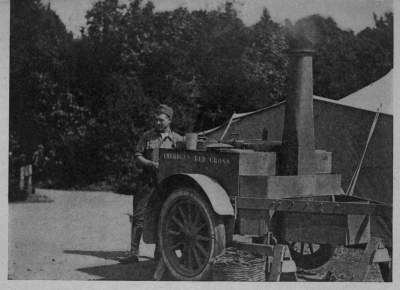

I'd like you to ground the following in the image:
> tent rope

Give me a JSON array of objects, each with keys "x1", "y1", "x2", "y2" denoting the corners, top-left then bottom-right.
[{"x1": 346, "y1": 104, "x2": 382, "y2": 195}]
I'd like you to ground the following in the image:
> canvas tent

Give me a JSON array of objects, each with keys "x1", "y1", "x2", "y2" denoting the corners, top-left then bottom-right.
[
  {"x1": 201, "y1": 71, "x2": 393, "y2": 204},
  {"x1": 338, "y1": 70, "x2": 392, "y2": 115}
]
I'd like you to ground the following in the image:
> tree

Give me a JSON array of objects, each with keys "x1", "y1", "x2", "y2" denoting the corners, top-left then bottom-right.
[
  {"x1": 241, "y1": 8, "x2": 288, "y2": 107},
  {"x1": 290, "y1": 13, "x2": 393, "y2": 99},
  {"x1": 10, "y1": 0, "x2": 78, "y2": 187},
  {"x1": 355, "y1": 12, "x2": 393, "y2": 89},
  {"x1": 289, "y1": 15, "x2": 361, "y2": 99},
  {"x1": 11, "y1": 0, "x2": 392, "y2": 192},
  {"x1": 70, "y1": 0, "x2": 158, "y2": 190}
]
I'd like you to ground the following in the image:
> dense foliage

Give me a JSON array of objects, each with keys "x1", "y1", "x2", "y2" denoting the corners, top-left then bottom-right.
[
  {"x1": 292, "y1": 13, "x2": 393, "y2": 99},
  {"x1": 9, "y1": 0, "x2": 393, "y2": 195}
]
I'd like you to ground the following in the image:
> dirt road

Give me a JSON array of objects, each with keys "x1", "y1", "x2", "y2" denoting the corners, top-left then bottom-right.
[
  {"x1": 8, "y1": 189, "x2": 385, "y2": 281},
  {"x1": 8, "y1": 189, "x2": 157, "y2": 280}
]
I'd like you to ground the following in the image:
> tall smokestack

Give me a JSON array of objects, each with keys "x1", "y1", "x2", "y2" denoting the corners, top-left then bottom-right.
[{"x1": 279, "y1": 49, "x2": 316, "y2": 175}]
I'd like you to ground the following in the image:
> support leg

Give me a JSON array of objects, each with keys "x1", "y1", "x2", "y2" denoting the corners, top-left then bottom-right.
[
  {"x1": 267, "y1": 244, "x2": 297, "y2": 281},
  {"x1": 352, "y1": 237, "x2": 391, "y2": 281},
  {"x1": 268, "y1": 244, "x2": 284, "y2": 281}
]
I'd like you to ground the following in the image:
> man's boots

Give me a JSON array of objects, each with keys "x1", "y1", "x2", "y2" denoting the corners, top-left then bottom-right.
[
  {"x1": 154, "y1": 243, "x2": 161, "y2": 261},
  {"x1": 119, "y1": 227, "x2": 143, "y2": 264}
]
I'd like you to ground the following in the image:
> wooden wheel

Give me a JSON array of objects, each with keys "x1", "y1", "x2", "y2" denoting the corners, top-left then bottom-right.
[
  {"x1": 270, "y1": 212, "x2": 334, "y2": 270},
  {"x1": 158, "y1": 187, "x2": 225, "y2": 280},
  {"x1": 288, "y1": 241, "x2": 333, "y2": 269}
]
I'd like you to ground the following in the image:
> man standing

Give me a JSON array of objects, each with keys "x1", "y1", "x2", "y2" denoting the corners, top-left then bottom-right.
[
  {"x1": 120, "y1": 104, "x2": 183, "y2": 264},
  {"x1": 32, "y1": 144, "x2": 45, "y2": 187}
]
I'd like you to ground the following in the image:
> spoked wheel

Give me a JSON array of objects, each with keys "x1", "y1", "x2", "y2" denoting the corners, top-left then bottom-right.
[
  {"x1": 288, "y1": 241, "x2": 334, "y2": 269},
  {"x1": 158, "y1": 187, "x2": 225, "y2": 280}
]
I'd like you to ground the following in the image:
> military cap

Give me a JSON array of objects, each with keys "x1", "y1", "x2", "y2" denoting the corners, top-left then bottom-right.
[{"x1": 157, "y1": 104, "x2": 174, "y2": 119}]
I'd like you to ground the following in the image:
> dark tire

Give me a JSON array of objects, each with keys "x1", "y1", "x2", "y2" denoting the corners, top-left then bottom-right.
[
  {"x1": 158, "y1": 187, "x2": 226, "y2": 280},
  {"x1": 288, "y1": 241, "x2": 334, "y2": 269}
]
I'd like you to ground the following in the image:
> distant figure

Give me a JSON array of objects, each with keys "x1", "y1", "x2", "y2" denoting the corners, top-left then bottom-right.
[
  {"x1": 45, "y1": 149, "x2": 60, "y2": 187},
  {"x1": 18, "y1": 154, "x2": 32, "y2": 195},
  {"x1": 119, "y1": 104, "x2": 183, "y2": 264},
  {"x1": 32, "y1": 144, "x2": 45, "y2": 188}
]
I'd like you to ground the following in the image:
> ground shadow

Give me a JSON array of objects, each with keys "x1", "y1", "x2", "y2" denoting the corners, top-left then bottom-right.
[
  {"x1": 64, "y1": 250, "x2": 152, "y2": 261},
  {"x1": 64, "y1": 250, "x2": 165, "y2": 280},
  {"x1": 77, "y1": 260, "x2": 158, "y2": 280}
]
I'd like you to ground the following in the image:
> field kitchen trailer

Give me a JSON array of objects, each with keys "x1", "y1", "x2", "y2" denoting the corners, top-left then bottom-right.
[{"x1": 142, "y1": 49, "x2": 392, "y2": 281}]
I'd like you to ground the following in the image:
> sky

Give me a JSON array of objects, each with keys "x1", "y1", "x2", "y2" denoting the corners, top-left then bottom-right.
[{"x1": 45, "y1": 0, "x2": 393, "y2": 36}]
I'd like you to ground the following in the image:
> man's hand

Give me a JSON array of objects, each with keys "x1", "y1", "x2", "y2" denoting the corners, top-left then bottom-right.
[
  {"x1": 137, "y1": 155, "x2": 159, "y2": 170},
  {"x1": 151, "y1": 161, "x2": 159, "y2": 169},
  {"x1": 147, "y1": 160, "x2": 159, "y2": 169}
]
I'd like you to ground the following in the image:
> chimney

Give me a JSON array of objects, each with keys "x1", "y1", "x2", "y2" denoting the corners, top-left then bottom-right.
[{"x1": 279, "y1": 49, "x2": 316, "y2": 175}]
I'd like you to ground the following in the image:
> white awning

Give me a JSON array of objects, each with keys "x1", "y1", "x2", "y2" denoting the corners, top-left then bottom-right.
[{"x1": 337, "y1": 70, "x2": 393, "y2": 115}]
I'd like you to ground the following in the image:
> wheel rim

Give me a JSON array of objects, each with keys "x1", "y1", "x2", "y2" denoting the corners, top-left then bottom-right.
[{"x1": 162, "y1": 197, "x2": 213, "y2": 277}]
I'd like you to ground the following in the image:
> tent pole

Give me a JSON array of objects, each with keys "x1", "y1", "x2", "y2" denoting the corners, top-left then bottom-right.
[
  {"x1": 219, "y1": 112, "x2": 236, "y2": 142},
  {"x1": 346, "y1": 104, "x2": 382, "y2": 195}
]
